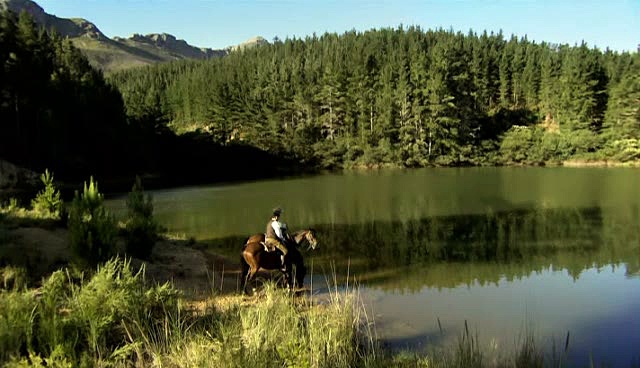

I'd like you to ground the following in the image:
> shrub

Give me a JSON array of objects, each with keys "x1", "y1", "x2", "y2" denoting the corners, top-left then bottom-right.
[
  {"x1": 499, "y1": 126, "x2": 538, "y2": 164},
  {"x1": 601, "y1": 138, "x2": 640, "y2": 162},
  {"x1": 125, "y1": 176, "x2": 160, "y2": 259},
  {"x1": 567, "y1": 130, "x2": 602, "y2": 157},
  {"x1": 31, "y1": 170, "x2": 63, "y2": 219},
  {"x1": 68, "y1": 178, "x2": 117, "y2": 267}
]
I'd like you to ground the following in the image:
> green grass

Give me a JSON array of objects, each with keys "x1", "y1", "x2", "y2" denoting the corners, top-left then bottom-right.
[
  {"x1": 0, "y1": 258, "x2": 573, "y2": 368},
  {"x1": 0, "y1": 259, "x2": 371, "y2": 367},
  {"x1": 0, "y1": 199, "x2": 61, "y2": 229}
]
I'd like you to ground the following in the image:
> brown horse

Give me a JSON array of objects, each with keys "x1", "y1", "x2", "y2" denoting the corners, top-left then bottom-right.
[{"x1": 240, "y1": 229, "x2": 318, "y2": 293}]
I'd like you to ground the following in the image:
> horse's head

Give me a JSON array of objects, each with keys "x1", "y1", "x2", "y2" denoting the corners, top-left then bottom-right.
[{"x1": 304, "y1": 229, "x2": 318, "y2": 250}]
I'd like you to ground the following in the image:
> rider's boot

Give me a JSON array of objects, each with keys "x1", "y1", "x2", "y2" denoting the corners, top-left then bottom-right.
[{"x1": 280, "y1": 254, "x2": 286, "y2": 272}]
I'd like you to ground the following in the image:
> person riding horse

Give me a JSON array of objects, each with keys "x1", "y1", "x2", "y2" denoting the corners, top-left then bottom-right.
[{"x1": 265, "y1": 207, "x2": 290, "y2": 271}]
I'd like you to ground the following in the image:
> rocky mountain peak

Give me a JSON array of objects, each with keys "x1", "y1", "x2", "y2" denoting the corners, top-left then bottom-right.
[
  {"x1": 1, "y1": 0, "x2": 267, "y2": 71},
  {"x1": 232, "y1": 35, "x2": 269, "y2": 51},
  {"x1": 0, "y1": 0, "x2": 106, "y2": 39},
  {"x1": 1, "y1": 0, "x2": 46, "y2": 21}
]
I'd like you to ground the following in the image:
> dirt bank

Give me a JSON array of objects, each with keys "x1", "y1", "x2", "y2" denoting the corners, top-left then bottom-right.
[{"x1": 1, "y1": 226, "x2": 244, "y2": 296}]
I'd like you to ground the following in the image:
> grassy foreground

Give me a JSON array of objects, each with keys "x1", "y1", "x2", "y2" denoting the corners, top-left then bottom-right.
[
  {"x1": 0, "y1": 258, "x2": 373, "y2": 368},
  {"x1": 0, "y1": 258, "x2": 563, "y2": 368}
]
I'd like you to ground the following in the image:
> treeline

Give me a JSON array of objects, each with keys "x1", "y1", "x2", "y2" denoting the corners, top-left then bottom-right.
[
  {"x1": 110, "y1": 27, "x2": 640, "y2": 168},
  {"x1": 0, "y1": 11, "x2": 294, "y2": 190}
]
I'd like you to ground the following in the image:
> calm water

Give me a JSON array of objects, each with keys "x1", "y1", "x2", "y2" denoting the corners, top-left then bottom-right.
[{"x1": 108, "y1": 167, "x2": 640, "y2": 366}]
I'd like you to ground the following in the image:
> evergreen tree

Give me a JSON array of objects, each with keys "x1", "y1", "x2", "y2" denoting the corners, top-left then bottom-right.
[{"x1": 603, "y1": 57, "x2": 640, "y2": 140}]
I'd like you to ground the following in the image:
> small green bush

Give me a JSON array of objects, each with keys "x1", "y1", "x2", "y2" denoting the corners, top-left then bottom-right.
[
  {"x1": 68, "y1": 178, "x2": 117, "y2": 267},
  {"x1": 31, "y1": 170, "x2": 63, "y2": 219},
  {"x1": 125, "y1": 176, "x2": 160, "y2": 260}
]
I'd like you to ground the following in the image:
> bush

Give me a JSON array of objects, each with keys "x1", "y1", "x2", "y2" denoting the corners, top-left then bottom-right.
[
  {"x1": 31, "y1": 170, "x2": 62, "y2": 219},
  {"x1": 499, "y1": 126, "x2": 538, "y2": 164},
  {"x1": 125, "y1": 176, "x2": 160, "y2": 260},
  {"x1": 68, "y1": 178, "x2": 117, "y2": 267},
  {"x1": 601, "y1": 139, "x2": 640, "y2": 162},
  {"x1": 566, "y1": 130, "x2": 601, "y2": 157}
]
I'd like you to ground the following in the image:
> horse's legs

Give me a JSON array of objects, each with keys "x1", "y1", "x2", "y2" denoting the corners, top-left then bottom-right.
[
  {"x1": 281, "y1": 268, "x2": 294, "y2": 291},
  {"x1": 241, "y1": 256, "x2": 250, "y2": 293},
  {"x1": 241, "y1": 252, "x2": 259, "y2": 294},
  {"x1": 247, "y1": 267, "x2": 259, "y2": 293}
]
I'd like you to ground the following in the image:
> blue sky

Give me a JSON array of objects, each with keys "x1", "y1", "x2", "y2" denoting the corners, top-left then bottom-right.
[{"x1": 38, "y1": 0, "x2": 639, "y2": 52}]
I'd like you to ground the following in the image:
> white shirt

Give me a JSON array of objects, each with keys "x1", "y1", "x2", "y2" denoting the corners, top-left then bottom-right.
[{"x1": 271, "y1": 220, "x2": 287, "y2": 240}]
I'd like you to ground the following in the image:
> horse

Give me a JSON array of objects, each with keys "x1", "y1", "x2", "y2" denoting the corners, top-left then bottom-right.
[{"x1": 240, "y1": 229, "x2": 318, "y2": 294}]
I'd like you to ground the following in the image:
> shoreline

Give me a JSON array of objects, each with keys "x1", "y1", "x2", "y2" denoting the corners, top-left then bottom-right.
[
  {"x1": 3, "y1": 159, "x2": 638, "y2": 200},
  {"x1": 561, "y1": 159, "x2": 640, "y2": 167}
]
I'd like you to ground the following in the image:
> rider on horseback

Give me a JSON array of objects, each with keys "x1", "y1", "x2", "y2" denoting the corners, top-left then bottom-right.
[{"x1": 265, "y1": 207, "x2": 290, "y2": 271}]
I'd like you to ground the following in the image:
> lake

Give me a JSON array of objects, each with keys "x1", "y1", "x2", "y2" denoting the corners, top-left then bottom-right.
[{"x1": 107, "y1": 167, "x2": 640, "y2": 366}]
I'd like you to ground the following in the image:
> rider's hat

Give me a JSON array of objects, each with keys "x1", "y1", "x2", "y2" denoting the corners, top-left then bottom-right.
[{"x1": 272, "y1": 207, "x2": 282, "y2": 217}]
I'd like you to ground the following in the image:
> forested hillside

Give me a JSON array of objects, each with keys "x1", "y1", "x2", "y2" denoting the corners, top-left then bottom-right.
[
  {"x1": 2, "y1": 7, "x2": 638, "y2": 189},
  {"x1": 110, "y1": 27, "x2": 640, "y2": 168},
  {"x1": 0, "y1": 11, "x2": 290, "y2": 190}
]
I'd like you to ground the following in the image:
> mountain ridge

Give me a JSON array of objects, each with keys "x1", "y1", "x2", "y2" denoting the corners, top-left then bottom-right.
[{"x1": 0, "y1": 0, "x2": 267, "y2": 72}]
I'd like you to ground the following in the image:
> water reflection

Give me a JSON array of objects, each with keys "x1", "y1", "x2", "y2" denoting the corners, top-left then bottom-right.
[
  {"x1": 362, "y1": 264, "x2": 640, "y2": 368},
  {"x1": 198, "y1": 205, "x2": 640, "y2": 292},
  {"x1": 292, "y1": 206, "x2": 638, "y2": 291}
]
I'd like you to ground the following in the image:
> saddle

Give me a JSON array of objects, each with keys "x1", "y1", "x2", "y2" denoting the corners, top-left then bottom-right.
[
  {"x1": 261, "y1": 241, "x2": 276, "y2": 252},
  {"x1": 260, "y1": 233, "x2": 276, "y2": 252},
  {"x1": 261, "y1": 234, "x2": 289, "y2": 253}
]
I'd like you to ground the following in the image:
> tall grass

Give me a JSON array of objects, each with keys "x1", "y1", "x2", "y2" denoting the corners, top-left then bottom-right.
[
  {"x1": 0, "y1": 259, "x2": 179, "y2": 366},
  {"x1": 0, "y1": 259, "x2": 374, "y2": 367},
  {"x1": 0, "y1": 285, "x2": 37, "y2": 362},
  {"x1": 0, "y1": 258, "x2": 594, "y2": 368}
]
